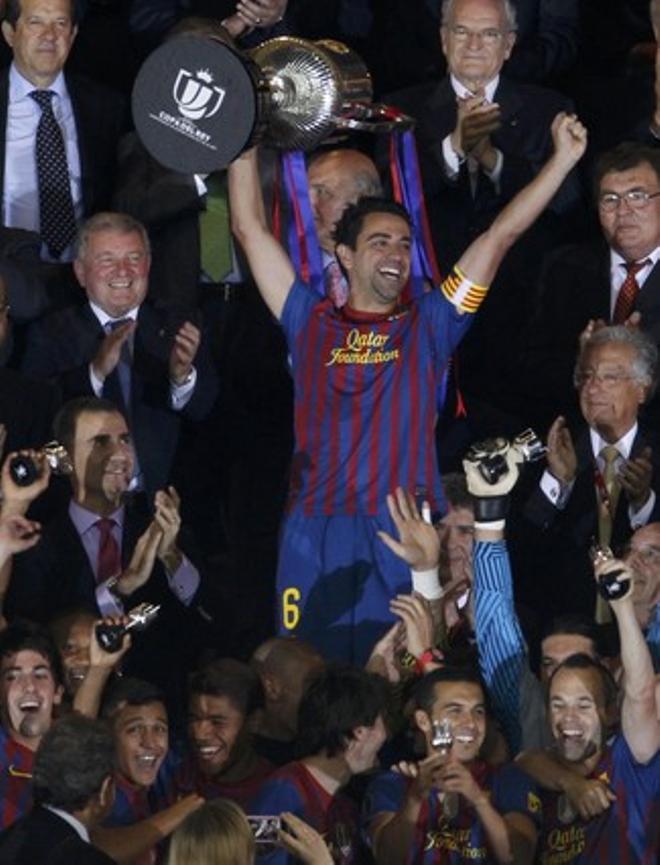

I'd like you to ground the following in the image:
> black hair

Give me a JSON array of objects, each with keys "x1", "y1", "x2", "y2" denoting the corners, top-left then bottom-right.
[
  {"x1": 593, "y1": 141, "x2": 660, "y2": 202},
  {"x1": 440, "y1": 472, "x2": 472, "y2": 511},
  {"x1": 0, "y1": 621, "x2": 63, "y2": 687},
  {"x1": 295, "y1": 664, "x2": 389, "y2": 758},
  {"x1": 333, "y1": 197, "x2": 412, "y2": 251},
  {"x1": 541, "y1": 614, "x2": 600, "y2": 654},
  {"x1": 33, "y1": 714, "x2": 114, "y2": 812},
  {"x1": 188, "y1": 659, "x2": 263, "y2": 717},
  {"x1": 4, "y1": 0, "x2": 78, "y2": 27},
  {"x1": 412, "y1": 665, "x2": 486, "y2": 715},
  {"x1": 53, "y1": 396, "x2": 124, "y2": 456},
  {"x1": 101, "y1": 677, "x2": 166, "y2": 721}
]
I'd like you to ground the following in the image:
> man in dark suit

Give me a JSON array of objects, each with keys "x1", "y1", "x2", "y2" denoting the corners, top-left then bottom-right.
[
  {"x1": 386, "y1": 0, "x2": 582, "y2": 444},
  {"x1": 6, "y1": 397, "x2": 215, "y2": 710},
  {"x1": 0, "y1": 0, "x2": 125, "y2": 267},
  {"x1": 509, "y1": 326, "x2": 660, "y2": 627},
  {"x1": 522, "y1": 142, "x2": 660, "y2": 431},
  {"x1": 21, "y1": 212, "x2": 217, "y2": 496},
  {"x1": 0, "y1": 713, "x2": 116, "y2": 864}
]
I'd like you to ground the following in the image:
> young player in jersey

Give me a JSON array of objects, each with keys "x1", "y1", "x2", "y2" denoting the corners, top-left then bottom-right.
[
  {"x1": 228, "y1": 115, "x2": 588, "y2": 664},
  {"x1": 364, "y1": 667, "x2": 541, "y2": 864},
  {"x1": 516, "y1": 553, "x2": 660, "y2": 865},
  {"x1": 94, "y1": 678, "x2": 202, "y2": 865},
  {"x1": 0, "y1": 622, "x2": 63, "y2": 829},
  {"x1": 171, "y1": 658, "x2": 274, "y2": 810},
  {"x1": 249, "y1": 665, "x2": 389, "y2": 865}
]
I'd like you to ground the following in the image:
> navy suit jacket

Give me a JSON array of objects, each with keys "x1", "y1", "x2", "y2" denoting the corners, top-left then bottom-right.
[
  {"x1": 0, "y1": 69, "x2": 125, "y2": 221},
  {"x1": 7, "y1": 494, "x2": 215, "y2": 707},
  {"x1": 387, "y1": 75, "x2": 580, "y2": 271},
  {"x1": 0, "y1": 806, "x2": 114, "y2": 865},
  {"x1": 520, "y1": 241, "x2": 660, "y2": 429},
  {"x1": 508, "y1": 424, "x2": 660, "y2": 623},
  {"x1": 21, "y1": 302, "x2": 218, "y2": 495}
]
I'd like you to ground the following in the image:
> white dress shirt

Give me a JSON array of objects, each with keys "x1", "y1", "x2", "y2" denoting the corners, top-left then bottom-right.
[
  {"x1": 3, "y1": 63, "x2": 82, "y2": 261},
  {"x1": 441, "y1": 74, "x2": 503, "y2": 191},
  {"x1": 541, "y1": 422, "x2": 655, "y2": 528},
  {"x1": 609, "y1": 246, "x2": 660, "y2": 319}
]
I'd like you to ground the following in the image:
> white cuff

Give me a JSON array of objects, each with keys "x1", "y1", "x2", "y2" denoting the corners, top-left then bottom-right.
[{"x1": 411, "y1": 567, "x2": 443, "y2": 600}]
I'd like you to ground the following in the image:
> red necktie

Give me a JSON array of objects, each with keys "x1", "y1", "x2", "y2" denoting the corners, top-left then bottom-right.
[
  {"x1": 612, "y1": 260, "x2": 649, "y2": 323},
  {"x1": 325, "y1": 259, "x2": 349, "y2": 307},
  {"x1": 95, "y1": 518, "x2": 121, "y2": 584}
]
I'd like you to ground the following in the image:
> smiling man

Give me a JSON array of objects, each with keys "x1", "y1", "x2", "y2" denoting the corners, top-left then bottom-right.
[
  {"x1": 0, "y1": 622, "x2": 63, "y2": 829},
  {"x1": 22, "y1": 211, "x2": 217, "y2": 496},
  {"x1": 517, "y1": 325, "x2": 660, "y2": 624},
  {"x1": 229, "y1": 106, "x2": 586, "y2": 662},
  {"x1": 364, "y1": 667, "x2": 540, "y2": 865},
  {"x1": 171, "y1": 658, "x2": 273, "y2": 810},
  {"x1": 7, "y1": 397, "x2": 211, "y2": 710},
  {"x1": 516, "y1": 552, "x2": 660, "y2": 864}
]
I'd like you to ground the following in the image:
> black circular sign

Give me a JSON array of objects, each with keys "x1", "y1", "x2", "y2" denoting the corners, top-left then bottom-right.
[{"x1": 132, "y1": 36, "x2": 259, "y2": 174}]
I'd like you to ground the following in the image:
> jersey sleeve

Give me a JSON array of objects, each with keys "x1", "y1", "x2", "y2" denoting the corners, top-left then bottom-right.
[
  {"x1": 249, "y1": 776, "x2": 307, "y2": 865},
  {"x1": 362, "y1": 770, "x2": 408, "y2": 835},
  {"x1": 279, "y1": 278, "x2": 321, "y2": 345},
  {"x1": 492, "y1": 763, "x2": 543, "y2": 830}
]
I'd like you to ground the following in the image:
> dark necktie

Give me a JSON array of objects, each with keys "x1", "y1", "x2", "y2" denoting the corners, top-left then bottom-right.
[
  {"x1": 29, "y1": 89, "x2": 77, "y2": 259},
  {"x1": 95, "y1": 517, "x2": 121, "y2": 584},
  {"x1": 612, "y1": 260, "x2": 649, "y2": 323},
  {"x1": 102, "y1": 318, "x2": 132, "y2": 411}
]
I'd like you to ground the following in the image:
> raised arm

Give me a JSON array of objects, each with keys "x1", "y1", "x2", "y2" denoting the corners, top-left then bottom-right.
[
  {"x1": 596, "y1": 558, "x2": 660, "y2": 763},
  {"x1": 228, "y1": 147, "x2": 296, "y2": 319},
  {"x1": 457, "y1": 112, "x2": 587, "y2": 287}
]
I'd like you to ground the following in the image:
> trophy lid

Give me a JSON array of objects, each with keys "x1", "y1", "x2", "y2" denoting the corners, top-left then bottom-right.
[{"x1": 132, "y1": 35, "x2": 260, "y2": 173}]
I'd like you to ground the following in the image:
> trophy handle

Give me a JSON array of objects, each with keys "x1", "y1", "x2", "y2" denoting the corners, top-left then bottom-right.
[{"x1": 335, "y1": 103, "x2": 416, "y2": 133}]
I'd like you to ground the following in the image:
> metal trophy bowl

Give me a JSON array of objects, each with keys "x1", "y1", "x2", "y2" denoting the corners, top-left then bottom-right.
[{"x1": 132, "y1": 34, "x2": 412, "y2": 174}]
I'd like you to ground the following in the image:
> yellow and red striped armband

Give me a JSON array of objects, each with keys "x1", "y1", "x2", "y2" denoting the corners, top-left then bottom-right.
[{"x1": 440, "y1": 266, "x2": 489, "y2": 314}]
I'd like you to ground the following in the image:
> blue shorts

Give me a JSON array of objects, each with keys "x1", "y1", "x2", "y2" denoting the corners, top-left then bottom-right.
[{"x1": 276, "y1": 509, "x2": 412, "y2": 664}]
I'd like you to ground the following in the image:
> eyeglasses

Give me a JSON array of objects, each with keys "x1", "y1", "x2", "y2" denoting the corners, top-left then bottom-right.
[
  {"x1": 574, "y1": 370, "x2": 637, "y2": 389},
  {"x1": 598, "y1": 189, "x2": 660, "y2": 212},
  {"x1": 449, "y1": 25, "x2": 506, "y2": 45}
]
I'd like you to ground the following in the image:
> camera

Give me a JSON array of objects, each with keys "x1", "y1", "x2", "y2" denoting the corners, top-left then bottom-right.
[
  {"x1": 95, "y1": 603, "x2": 161, "y2": 653},
  {"x1": 589, "y1": 544, "x2": 631, "y2": 601},
  {"x1": 246, "y1": 815, "x2": 281, "y2": 844},
  {"x1": 9, "y1": 442, "x2": 72, "y2": 487}
]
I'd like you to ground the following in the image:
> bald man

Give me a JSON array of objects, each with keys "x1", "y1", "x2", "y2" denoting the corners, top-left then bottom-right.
[
  {"x1": 251, "y1": 637, "x2": 324, "y2": 765},
  {"x1": 307, "y1": 148, "x2": 382, "y2": 306}
]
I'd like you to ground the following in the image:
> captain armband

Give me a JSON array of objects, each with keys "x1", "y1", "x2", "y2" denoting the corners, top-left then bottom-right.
[{"x1": 440, "y1": 266, "x2": 488, "y2": 314}]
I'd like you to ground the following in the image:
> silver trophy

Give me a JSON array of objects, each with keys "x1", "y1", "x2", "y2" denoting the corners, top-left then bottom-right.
[
  {"x1": 132, "y1": 35, "x2": 413, "y2": 173},
  {"x1": 431, "y1": 719, "x2": 458, "y2": 820}
]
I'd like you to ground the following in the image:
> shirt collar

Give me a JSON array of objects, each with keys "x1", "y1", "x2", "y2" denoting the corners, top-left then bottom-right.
[
  {"x1": 89, "y1": 301, "x2": 139, "y2": 329},
  {"x1": 610, "y1": 246, "x2": 660, "y2": 275},
  {"x1": 9, "y1": 63, "x2": 68, "y2": 101},
  {"x1": 43, "y1": 805, "x2": 90, "y2": 843},
  {"x1": 69, "y1": 499, "x2": 125, "y2": 535},
  {"x1": 450, "y1": 73, "x2": 499, "y2": 103},
  {"x1": 589, "y1": 422, "x2": 638, "y2": 460}
]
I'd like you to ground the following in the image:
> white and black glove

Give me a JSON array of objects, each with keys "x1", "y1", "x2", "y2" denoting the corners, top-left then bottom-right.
[{"x1": 463, "y1": 438, "x2": 524, "y2": 527}]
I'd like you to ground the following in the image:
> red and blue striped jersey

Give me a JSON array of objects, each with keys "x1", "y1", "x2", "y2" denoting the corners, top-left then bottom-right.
[
  {"x1": 104, "y1": 773, "x2": 156, "y2": 865},
  {"x1": 280, "y1": 269, "x2": 486, "y2": 516},
  {"x1": 249, "y1": 760, "x2": 361, "y2": 865},
  {"x1": 0, "y1": 727, "x2": 35, "y2": 830},
  {"x1": 537, "y1": 736, "x2": 660, "y2": 864},
  {"x1": 363, "y1": 760, "x2": 542, "y2": 864}
]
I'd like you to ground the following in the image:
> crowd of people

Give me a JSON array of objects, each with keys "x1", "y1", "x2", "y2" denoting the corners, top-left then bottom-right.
[{"x1": 0, "y1": 0, "x2": 655, "y2": 863}]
